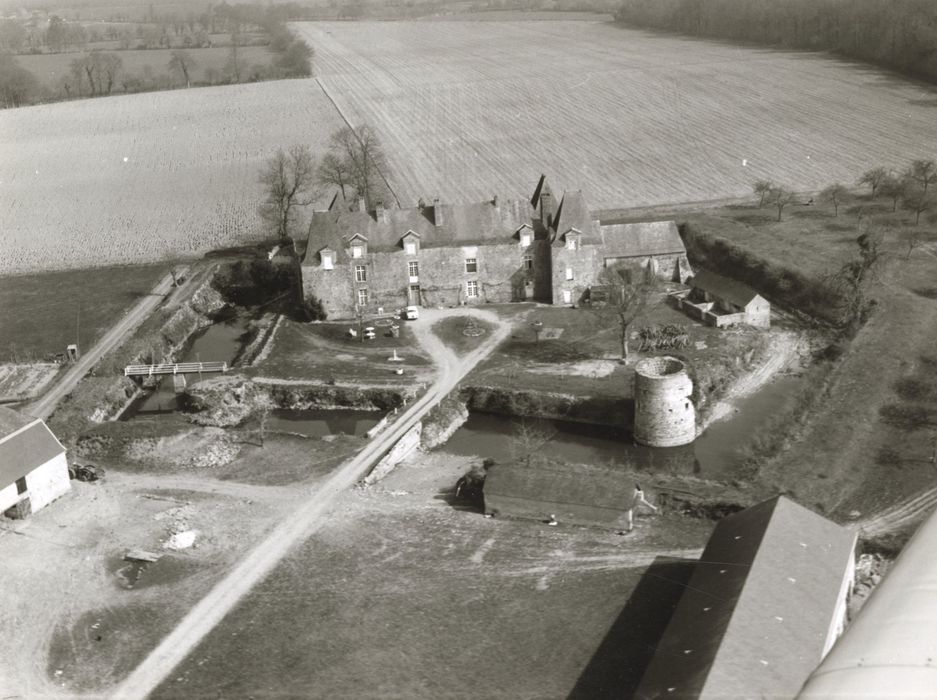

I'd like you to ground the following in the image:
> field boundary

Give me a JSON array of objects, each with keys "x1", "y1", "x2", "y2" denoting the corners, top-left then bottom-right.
[{"x1": 314, "y1": 77, "x2": 402, "y2": 208}]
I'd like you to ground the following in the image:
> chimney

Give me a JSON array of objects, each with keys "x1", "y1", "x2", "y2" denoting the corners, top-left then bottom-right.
[
  {"x1": 376, "y1": 201, "x2": 389, "y2": 224},
  {"x1": 540, "y1": 191, "x2": 555, "y2": 230},
  {"x1": 358, "y1": 198, "x2": 367, "y2": 213},
  {"x1": 433, "y1": 197, "x2": 443, "y2": 227},
  {"x1": 492, "y1": 195, "x2": 499, "y2": 207}
]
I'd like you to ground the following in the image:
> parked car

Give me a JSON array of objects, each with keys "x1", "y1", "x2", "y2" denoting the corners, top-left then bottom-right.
[
  {"x1": 404, "y1": 305, "x2": 420, "y2": 320},
  {"x1": 68, "y1": 462, "x2": 104, "y2": 482}
]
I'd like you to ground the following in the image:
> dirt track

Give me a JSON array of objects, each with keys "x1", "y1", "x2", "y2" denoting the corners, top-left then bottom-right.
[
  {"x1": 109, "y1": 308, "x2": 511, "y2": 699},
  {"x1": 25, "y1": 268, "x2": 187, "y2": 421}
]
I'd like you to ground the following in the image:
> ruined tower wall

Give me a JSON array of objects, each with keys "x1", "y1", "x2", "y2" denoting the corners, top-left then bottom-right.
[{"x1": 633, "y1": 356, "x2": 696, "y2": 447}]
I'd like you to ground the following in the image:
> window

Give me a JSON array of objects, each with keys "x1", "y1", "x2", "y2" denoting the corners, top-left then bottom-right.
[
  {"x1": 351, "y1": 245, "x2": 363, "y2": 259},
  {"x1": 357, "y1": 288, "x2": 368, "y2": 306},
  {"x1": 465, "y1": 258, "x2": 477, "y2": 273},
  {"x1": 15, "y1": 476, "x2": 27, "y2": 495},
  {"x1": 408, "y1": 261, "x2": 419, "y2": 278},
  {"x1": 405, "y1": 241, "x2": 417, "y2": 255},
  {"x1": 566, "y1": 236, "x2": 579, "y2": 251},
  {"x1": 520, "y1": 232, "x2": 531, "y2": 247},
  {"x1": 355, "y1": 265, "x2": 367, "y2": 282},
  {"x1": 563, "y1": 289, "x2": 572, "y2": 304},
  {"x1": 466, "y1": 280, "x2": 479, "y2": 298},
  {"x1": 565, "y1": 266, "x2": 574, "y2": 281},
  {"x1": 524, "y1": 255, "x2": 533, "y2": 271},
  {"x1": 322, "y1": 253, "x2": 333, "y2": 270}
]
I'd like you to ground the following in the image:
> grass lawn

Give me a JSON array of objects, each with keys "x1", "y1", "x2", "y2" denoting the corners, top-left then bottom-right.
[
  {"x1": 0, "y1": 263, "x2": 168, "y2": 362},
  {"x1": 678, "y1": 195, "x2": 937, "y2": 519},
  {"x1": 252, "y1": 318, "x2": 434, "y2": 386},
  {"x1": 431, "y1": 314, "x2": 498, "y2": 356}
]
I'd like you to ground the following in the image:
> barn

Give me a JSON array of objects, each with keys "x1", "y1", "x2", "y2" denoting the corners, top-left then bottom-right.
[
  {"x1": 0, "y1": 407, "x2": 70, "y2": 519},
  {"x1": 634, "y1": 496, "x2": 856, "y2": 700}
]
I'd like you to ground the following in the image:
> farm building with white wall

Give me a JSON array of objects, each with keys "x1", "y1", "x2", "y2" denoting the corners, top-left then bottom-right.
[
  {"x1": 671, "y1": 269, "x2": 770, "y2": 328},
  {"x1": 0, "y1": 407, "x2": 70, "y2": 518}
]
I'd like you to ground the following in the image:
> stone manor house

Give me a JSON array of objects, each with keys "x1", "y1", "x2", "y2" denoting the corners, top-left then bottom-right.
[{"x1": 301, "y1": 176, "x2": 691, "y2": 319}]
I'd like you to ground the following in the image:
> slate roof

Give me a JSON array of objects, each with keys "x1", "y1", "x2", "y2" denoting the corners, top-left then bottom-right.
[
  {"x1": 598, "y1": 220, "x2": 686, "y2": 258},
  {"x1": 304, "y1": 198, "x2": 533, "y2": 264},
  {"x1": 634, "y1": 496, "x2": 857, "y2": 700},
  {"x1": 691, "y1": 269, "x2": 762, "y2": 307},
  {"x1": 552, "y1": 191, "x2": 595, "y2": 240},
  {"x1": 0, "y1": 407, "x2": 66, "y2": 488}
]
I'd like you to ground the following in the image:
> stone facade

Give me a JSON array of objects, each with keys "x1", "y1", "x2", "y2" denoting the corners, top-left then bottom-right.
[
  {"x1": 301, "y1": 177, "x2": 691, "y2": 319},
  {"x1": 633, "y1": 356, "x2": 696, "y2": 447}
]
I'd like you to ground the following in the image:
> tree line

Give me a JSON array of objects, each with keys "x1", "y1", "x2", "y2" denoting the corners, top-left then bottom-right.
[
  {"x1": 753, "y1": 158, "x2": 936, "y2": 225},
  {"x1": 616, "y1": 0, "x2": 937, "y2": 82}
]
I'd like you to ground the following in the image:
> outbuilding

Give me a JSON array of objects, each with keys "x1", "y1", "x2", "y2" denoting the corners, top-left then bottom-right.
[
  {"x1": 672, "y1": 269, "x2": 770, "y2": 328},
  {"x1": 634, "y1": 496, "x2": 856, "y2": 700},
  {"x1": 0, "y1": 407, "x2": 70, "y2": 519}
]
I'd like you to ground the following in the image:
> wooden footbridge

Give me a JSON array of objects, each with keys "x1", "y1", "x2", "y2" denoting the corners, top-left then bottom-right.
[{"x1": 124, "y1": 362, "x2": 228, "y2": 378}]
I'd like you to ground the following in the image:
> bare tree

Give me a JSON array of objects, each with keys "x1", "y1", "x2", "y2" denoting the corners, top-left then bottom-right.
[
  {"x1": 907, "y1": 159, "x2": 937, "y2": 194},
  {"x1": 317, "y1": 152, "x2": 351, "y2": 200},
  {"x1": 753, "y1": 179, "x2": 773, "y2": 207},
  {"x1": 879, "y1": 173, "x2": 909, "y2": 212},
  {"x1": 329, "y1": 125, "x2": 390, "y2": 209},
  {"x1": 827, "y1": 230, "x2": 887, "y2": 329},
  {"x1": 258, "y1": 145, "x2": 317, "y2": 240},
  {"x1": 509, "y1": 419, "x2": 556, "y2": 468},
  {"x1": 820, "y1": 183, "x2": 850, "y2": 216},
  {"x1": 903, "y1": 188, "x2": 936, "y2": 225},
  {"x1": 857, "y1": 167, "x2": 888, "y2": 197},
  {"x1": 168, "y1": 49, "x2": 197, "y2": 88},
  {"x1": 767, "y1": 186, "x2": 796, "y2": 221},
  {"x1": 588, "y1": 267, "x2": 656, "y2": 361}
]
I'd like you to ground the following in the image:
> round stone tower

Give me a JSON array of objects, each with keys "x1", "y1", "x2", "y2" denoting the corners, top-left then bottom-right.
[{"x1": 633, "y1": 356, "x2": 696, "y2": 447}]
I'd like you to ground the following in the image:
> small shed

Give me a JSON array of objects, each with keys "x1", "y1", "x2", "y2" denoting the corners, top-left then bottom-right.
[
  {"x1": 483, "y1": 463, "x2": 650, "y2": 527},
  {"x1": 0, "y1": 407, "x2": 70, "y2": 518},
  {"x1": 634, "y1": 496, "x2": 856, "y2": 700},
  {"x1": 683, "y1": 269, "x2": 770, "y2": 328}
]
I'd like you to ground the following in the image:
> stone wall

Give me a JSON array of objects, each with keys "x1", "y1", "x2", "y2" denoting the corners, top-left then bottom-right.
[{"x1": 633, "y1": 356, "x2": 696, "y2": 447}]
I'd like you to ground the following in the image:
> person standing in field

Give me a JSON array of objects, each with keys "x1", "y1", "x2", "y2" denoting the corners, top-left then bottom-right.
[{"x1": 619, "y1": 482, "x2": 658, "y2": 534}]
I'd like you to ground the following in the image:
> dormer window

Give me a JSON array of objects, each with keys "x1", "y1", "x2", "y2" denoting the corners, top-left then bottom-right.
[
  {"x1": 521, "y1": 231, "x2": 532, "y2": 247},
  {"x1": 402, "y1": 231, "x2": 420, "y2": 256},
  {"x1": 517, "y1": 224, "x2": 533, "y2": 248},
  {"x1": 566, "y1": 232, "x2": 581, "y2": 251},
  {"x1": 349, "y1": 234, "x2": 368, "y2": 258},
  {"x1": 321, "y1": 249, "x2": 334, "y2": 270}
]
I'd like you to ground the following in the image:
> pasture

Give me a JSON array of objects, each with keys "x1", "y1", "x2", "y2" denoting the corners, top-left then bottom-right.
[
  {"x1": 17, "y1": 45, "x2": 272, "y2": 91},
  {"x1": 297, "y1": 20, "x2": 937, "y2": 210}
]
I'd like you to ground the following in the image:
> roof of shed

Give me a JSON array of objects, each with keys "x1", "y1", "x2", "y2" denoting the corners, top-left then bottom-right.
[
  {"x1": 690, "y1": 269, "x2": 762, "y2": 307},
  {"x1": 484, "y1": 462, "x2": 635, "y2": 514},
  {"x1": 0, "y1": 407, "x2": 66, "y2": 488},
  {"x1": 598, "y1": 220, "x2": 686, "y2": 258},
  {"x1": 634, "y1": 496, "x2": 857, "y2": 700}
]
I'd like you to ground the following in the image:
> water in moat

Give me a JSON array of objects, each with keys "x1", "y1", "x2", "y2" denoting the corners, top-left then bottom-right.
[
  {"x1": 443, "y1": 374, "x2": 804, "y2": 480},
  {"x1": 125, "y1": 313, "x2": 251, "y2": 417},
  {"x1": 265, "y1": 409, "x2": 380, "y2": 438}
]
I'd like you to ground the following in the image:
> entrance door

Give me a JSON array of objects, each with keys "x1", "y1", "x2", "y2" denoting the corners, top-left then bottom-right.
[
  {"x1": 562, "y1": 289, "x2": 572, "y2": 304},
  {"x1": 409, "y1": 284, "x2": 421, "y2": 305}
]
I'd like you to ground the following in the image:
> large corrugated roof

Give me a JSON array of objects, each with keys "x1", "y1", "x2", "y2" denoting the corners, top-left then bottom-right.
[
  {"x1": 635, "y1": 496, "x2": 856, "y2": 700},
  {"x1": 691, "y1": 268, "x2": 761, "y2": 307},
  {"x1": 598, "y1": 220, "x2": 686, "y2": 258},
  {"x1": 0, "y1": 408, "x2": 66, "y2": 488}
]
